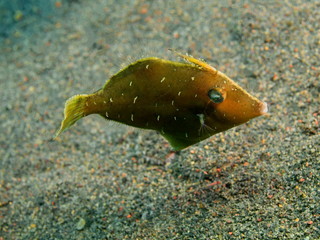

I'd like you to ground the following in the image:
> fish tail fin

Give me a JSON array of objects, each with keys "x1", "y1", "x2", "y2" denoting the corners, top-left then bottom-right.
[{"x1": 54, "y1": 94, "x2": 90, "y2": 139}]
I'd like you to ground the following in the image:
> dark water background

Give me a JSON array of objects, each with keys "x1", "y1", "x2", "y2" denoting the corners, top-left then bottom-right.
[{"x1": 0, "y1": 0, "x2": 67, "y2": 39}]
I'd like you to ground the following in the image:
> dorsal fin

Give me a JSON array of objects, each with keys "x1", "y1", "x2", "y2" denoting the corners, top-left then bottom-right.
[{"x1": 168, "y1": 49, "x2": 218, "y2": 74}]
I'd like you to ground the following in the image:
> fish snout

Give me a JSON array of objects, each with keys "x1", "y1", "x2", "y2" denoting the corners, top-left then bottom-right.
[{"x1": 259, "y1": 101, "x2": 269, "y2": 116}]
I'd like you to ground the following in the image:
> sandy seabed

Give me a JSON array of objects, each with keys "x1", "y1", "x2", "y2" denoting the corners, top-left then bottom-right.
[{"x1": 0, "y1": 0, "x2": 319, "y2": 239}]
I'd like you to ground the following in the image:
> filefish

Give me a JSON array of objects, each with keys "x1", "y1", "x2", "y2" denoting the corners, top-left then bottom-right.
[{"x1": 54, "y1": 51, "x2": 268, "y2": 150}]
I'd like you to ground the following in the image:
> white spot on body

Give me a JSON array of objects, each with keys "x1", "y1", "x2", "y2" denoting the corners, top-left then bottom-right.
[
  {"x1": 160, "y1": 77, "x2": 166, "y2": 83},
  {"x1": 122, "y1": 93, "x2": 124, "y2": 96},
  {"x1": 105, "y1": 112, "x2": 109, "y2": 117},
  {"x1": 103, "y1": 101, "x2": 107, "y2": 104},
  {"x1": 146, "y1": 65, "x2": 149, "y2": 69},
  {"x1": 109, "y1": 98, "x2": 113, "y2": 102},
  {"x1": 174, "y1": 116, "x2": 177, "y2": 121},
  {"x1": 171, "y1": 100, "x2": 174, "y2": 106},
  {"x1": 157, "y1": 115, "x2": 160, "y2": 121},
  {"x1": 129, "y1": 81, "x2": 133, "y2": 86},
  {"x1": 194, "y1": 94, "x2": 198, "y2": 98},
  {"x1": 198, "y1": 114, "x2": 205, "y2": 125},
  {"x1": 131, "y1": 114, "x2": 134, "y2": 121},
  {"x1": 86, "y1": 102, "x2": 89, "y2": 107},
  {"x1": 93, "y1": 101, "x2": 97, "y2": 105},
  {"x1": 133, "y1": 96, "x2": 138, "y2": 104},
  {"x1": 178, "y1": 91, "x2": 181, "y2": 96},
  {"x1": 191, "y1": 77, "x2": 195, "y2": 81},
  {"x1": 185, "y1": 132, "x2": 188, "y2": 138}
]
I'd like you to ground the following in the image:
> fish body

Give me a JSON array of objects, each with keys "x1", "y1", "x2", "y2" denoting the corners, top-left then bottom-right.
[{"x1": 55, "y1": 52, "x2": 268, "y2": 150}]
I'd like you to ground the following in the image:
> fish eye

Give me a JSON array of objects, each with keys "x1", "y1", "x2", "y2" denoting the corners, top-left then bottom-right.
[{"x1": 208, "y1": 89, "x2": 224, "y2": 103}]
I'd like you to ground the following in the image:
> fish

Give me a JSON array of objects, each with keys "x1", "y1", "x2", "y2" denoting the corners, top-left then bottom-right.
[{"x1": 54, "y1": 51, "x2": 268, "y2": 150}]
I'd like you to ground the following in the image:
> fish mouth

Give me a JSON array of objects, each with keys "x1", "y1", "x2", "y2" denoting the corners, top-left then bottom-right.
[{"x1": 259, "y1": 101, "x2": 269, "y2": 115}]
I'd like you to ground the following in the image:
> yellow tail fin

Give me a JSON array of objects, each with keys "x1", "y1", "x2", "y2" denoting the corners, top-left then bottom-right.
[{"x1": 54, "y1": 94, "x2": 89, "y2": 139}]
